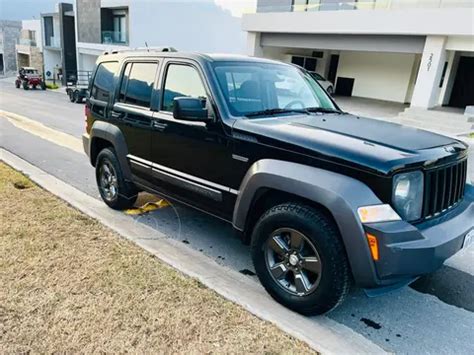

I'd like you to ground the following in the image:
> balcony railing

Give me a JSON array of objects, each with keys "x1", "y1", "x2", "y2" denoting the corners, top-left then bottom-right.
[
  {"x1": 257, "y1": 0, "x2": 474, "y2": 13},
  {"x1": 18, "y1": 38, "x2": 37, "y2": 47},
  {"x1": 101, "y1": 31, "x2": 128, "y2": 45},
  {"x1": 46, "y1": 36, "x2": 60, "y2": 48}
]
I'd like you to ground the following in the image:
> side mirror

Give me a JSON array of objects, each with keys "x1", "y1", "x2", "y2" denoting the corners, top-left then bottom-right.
[{"x1": 173, "y1": 97, "x2": 209, "y2": 121}]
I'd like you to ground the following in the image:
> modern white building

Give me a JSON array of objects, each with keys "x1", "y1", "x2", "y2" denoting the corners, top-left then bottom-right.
[
  {"x1": 243, "y1": 0, "x2": 474, "y2": 111},
  {"x1": 41, "y1": 2, "x2": 77, "y2": 84},
  {"x1": 74, "y1": 0, "x2": 249, "y2": 74}
]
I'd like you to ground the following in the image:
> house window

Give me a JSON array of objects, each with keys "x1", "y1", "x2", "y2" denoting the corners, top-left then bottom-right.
[
  {"x1": 292, "y1": 0, "x2": 321, "y2": 12},
  {"x1": 291, "y1": 56, "x2": 318, "y2": 72},
  {"x1": 44, "y1": 16, "x2": 54, "y2": 46},
  {"x1": 113, "y1": 14, "x2": 126, "y2": 43}
]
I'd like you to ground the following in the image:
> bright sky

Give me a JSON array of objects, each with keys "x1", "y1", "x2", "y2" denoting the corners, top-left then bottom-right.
[
  {"x1": 214, "y1": 0, "x2": 257, "y2": 17},
  {"x1": 0, "y1": 0, "x2": 257, "y2": 21}
]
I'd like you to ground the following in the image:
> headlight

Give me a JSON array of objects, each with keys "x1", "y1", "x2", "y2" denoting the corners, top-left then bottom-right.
[{"x1": 392, "y1": 171, "x2": 424, "y2": 221}]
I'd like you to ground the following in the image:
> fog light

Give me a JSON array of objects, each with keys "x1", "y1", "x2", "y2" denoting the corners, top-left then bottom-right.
[{"x1": 357, "y1": 205, "x2": 401, "y2": 223}]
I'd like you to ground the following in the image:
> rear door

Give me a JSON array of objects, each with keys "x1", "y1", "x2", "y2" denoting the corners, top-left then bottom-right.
[{"x1": 112, "y1": 60, "x2": 159, "y2": 180}]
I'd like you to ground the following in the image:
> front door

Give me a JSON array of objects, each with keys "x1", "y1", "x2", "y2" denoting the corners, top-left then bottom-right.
[
  {"x1": 150, "y1": 60, "x2": 236, "y2": 219},
  {"x1": 449, "y1": 56, "x2": 474, "y2": 108}
]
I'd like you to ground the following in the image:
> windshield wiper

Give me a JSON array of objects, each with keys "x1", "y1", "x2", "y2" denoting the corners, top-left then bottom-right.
[
  {"x1": 306, "y1": 107, "x2": 345, "y2": 114},
  {"x1": 245, "y1": 108, "x2": 311, "y2": 118}
]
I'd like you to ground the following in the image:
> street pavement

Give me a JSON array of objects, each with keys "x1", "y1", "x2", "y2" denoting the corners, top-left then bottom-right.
[{"x1": 1, "y1": 79, "x2": 473, "y2": 354}]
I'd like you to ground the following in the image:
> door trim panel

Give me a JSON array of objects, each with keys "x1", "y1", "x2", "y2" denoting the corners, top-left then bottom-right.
[
  {"x1": 152, "y1": 167, "x2": 222, "y2": 202},
  {"x1": 127, "y1": 154, "x2": 239, "y2": 195}
]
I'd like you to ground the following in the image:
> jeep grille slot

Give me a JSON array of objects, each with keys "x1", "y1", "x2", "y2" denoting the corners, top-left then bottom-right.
[{"x1": 422, "y1": 158, "x2": 468, "y2": 219}]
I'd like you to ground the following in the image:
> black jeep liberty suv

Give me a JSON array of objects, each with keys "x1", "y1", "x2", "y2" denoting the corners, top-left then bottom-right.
[{"x1": 83, "y1": 50, "x2": 473, "y2": 315}]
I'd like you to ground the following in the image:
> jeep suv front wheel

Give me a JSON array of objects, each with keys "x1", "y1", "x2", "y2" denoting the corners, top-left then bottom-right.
[
  {"x1": 251, "y1": 203, "x2": 351, "y2": 315},
  {"x1": 96, "y1": 148, "x2": 138, "y2": 210}
]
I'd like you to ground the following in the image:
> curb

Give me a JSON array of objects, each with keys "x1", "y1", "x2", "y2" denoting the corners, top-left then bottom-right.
[{"x1": 0, "y1": 148, "x2": 385, "y2": 354}]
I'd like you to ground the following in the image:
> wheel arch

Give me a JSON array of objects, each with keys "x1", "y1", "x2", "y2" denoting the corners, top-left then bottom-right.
[
  {"x1": 233, "y1": 159, "x2": 383, "y2": 287},
  {"x1": 241, "y1": 187, "x2": 336, "y2": 245},
  {"x1": 89, "y1": 121, "x2": 132, "y2": 180}
]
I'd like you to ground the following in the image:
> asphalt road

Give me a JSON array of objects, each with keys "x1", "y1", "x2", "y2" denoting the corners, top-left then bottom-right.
[{"x1": 1, "y1": 79, "x2": 473, "y2": 354}]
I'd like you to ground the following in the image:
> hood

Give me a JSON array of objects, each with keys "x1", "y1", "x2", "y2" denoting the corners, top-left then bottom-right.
[{"x1": 232, "y1": 113, "x2": 467, "y2": 175}]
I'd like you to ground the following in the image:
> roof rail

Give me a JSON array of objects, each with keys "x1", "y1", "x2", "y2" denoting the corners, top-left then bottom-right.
[{"x1": 103, "y1": 46, "x2": 178, "y2": 55}]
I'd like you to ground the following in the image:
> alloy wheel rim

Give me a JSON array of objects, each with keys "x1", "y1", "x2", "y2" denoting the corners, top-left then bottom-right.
[
  {"x1": 264, "y1": 228, "x2": 322, "y2": 296},
  {"x1": 99, "y1": 161, "x2": 118, "y2": 201}
]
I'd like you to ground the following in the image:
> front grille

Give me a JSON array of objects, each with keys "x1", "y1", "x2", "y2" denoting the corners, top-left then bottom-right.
[{"x1": 422, "y1": 158, "x2": 468, "y2": 219}]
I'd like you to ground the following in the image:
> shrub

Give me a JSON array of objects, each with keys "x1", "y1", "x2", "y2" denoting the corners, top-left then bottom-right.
[{"x1": 46, "y1": 83, "x2": 59, "y2": 90}]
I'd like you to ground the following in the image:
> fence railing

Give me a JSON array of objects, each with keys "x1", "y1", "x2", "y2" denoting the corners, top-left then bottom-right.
[
  {"x1": 18, "y1": 38, "x2": 37, "y2": 46},
  {"x1": 257, "y1": 0, "x2": 474, "y2": 13},
  {"x1": 65, "y1": 70, "x2": 93, "y2": 87}
]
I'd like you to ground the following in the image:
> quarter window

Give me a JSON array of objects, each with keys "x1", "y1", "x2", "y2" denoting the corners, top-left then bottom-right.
[
  {"x1": 91, "y1": 61, "x2": 118, "y2": 101},
  {"x1": 162, "y1": 64, "x2": 207, "y2": 112},
  {"x1": 119, "y1": 62, "x2": 157, "y2": 108}
]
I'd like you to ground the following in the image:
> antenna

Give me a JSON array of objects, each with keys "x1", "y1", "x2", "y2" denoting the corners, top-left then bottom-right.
[{"x1": 145, "y1": 41, "x2": 150, "y2": 52}]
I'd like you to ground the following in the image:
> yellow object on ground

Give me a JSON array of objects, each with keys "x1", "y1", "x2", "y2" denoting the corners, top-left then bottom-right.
[{"x1": 124, "y1": 199, "x2": 170, "y2": 215}]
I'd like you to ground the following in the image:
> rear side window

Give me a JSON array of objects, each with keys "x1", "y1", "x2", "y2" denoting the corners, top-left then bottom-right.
[
  {"x1": 119, "y1": 62, "x2": 158, "y2": 108},
  {"x1": 91, "y1": 61, "x2": 118, "y2": 101},
  {"x1": 162, "y1": 64, "x2": 207, "y2": 112}
]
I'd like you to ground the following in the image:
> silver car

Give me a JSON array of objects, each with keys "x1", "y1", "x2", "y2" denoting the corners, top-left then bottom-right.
[{"x1": 310, "y1": 72, "x2": 334, "y2": 95}]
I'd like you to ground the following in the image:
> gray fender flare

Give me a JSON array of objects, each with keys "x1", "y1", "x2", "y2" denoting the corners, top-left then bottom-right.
[
  {"x1": 89, "y1": 121, "x2": 132, "y2": 180},
  {"x1": 233, "y1": 159, "x2": 383, "y2": 287}
]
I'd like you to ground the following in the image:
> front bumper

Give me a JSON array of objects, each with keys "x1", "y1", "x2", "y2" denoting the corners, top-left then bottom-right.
[{"x1": 364, "y1": 184, "x2": 473, "y2": 287}]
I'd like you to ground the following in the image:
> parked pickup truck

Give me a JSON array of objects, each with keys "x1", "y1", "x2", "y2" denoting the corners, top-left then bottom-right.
[{"x1": 83, "y1": 49, "x2": 473, "y2": 315}]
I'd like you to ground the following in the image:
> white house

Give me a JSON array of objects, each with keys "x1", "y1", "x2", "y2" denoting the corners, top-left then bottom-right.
[
  {"x1": 74, "y1": 0, "x2": 251, "y2": 74},
  {"x1": 41, "y1": 2, "x2": 77, "y2": 84},
  {"x1": 243, "y1": 0, "x2": 474, "y2": 111}
]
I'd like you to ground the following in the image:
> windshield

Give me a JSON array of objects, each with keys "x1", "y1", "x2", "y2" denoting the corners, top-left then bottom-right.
[{"x1": 213, "y1": 62, "x2": 337, "y2": 117}]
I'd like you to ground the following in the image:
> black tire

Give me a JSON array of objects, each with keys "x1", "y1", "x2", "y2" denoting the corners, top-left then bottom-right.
[
  {"x1": 95, "y1": 147, "x2": 138, "y2": 210},
  {"x1": 75, "y1": 91, "x2": 83, "y2": 104},
  {"x1": 15, "y1": 81, "x2": 20, "y2": 89},
  {"x1": 251, "y1": 203, "x2": 351, "y2": 315},
  {"x1": 68, "y1": 91, "x2": 76, "y2": 102}
]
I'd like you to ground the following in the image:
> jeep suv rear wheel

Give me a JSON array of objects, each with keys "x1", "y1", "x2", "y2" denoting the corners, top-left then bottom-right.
[
  {"x1": 251, "y1": 203, "x2": 351, "y2": 315},
  {"x1": 96, "y1": 148, "x2": 138, "y2": 210}
]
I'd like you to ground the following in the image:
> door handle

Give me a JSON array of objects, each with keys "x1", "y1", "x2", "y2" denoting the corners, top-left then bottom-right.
[
  {"x1": 152, "y1": 121, "x2": 168, "y2": 131},
  {"x1": 111, "y1": 111, "x2": 125, "y2": 119}
]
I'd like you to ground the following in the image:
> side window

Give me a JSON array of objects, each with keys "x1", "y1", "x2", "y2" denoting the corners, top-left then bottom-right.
[
  {"x1": 162, "y1": 64, "x2": 207, "y2": 112},
  {"x1": 91, "y1": 61, "x2": 118, "y2": 101},
  {"x1": 119, "y1": 62, "x2": 157, "y2": 108}
]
